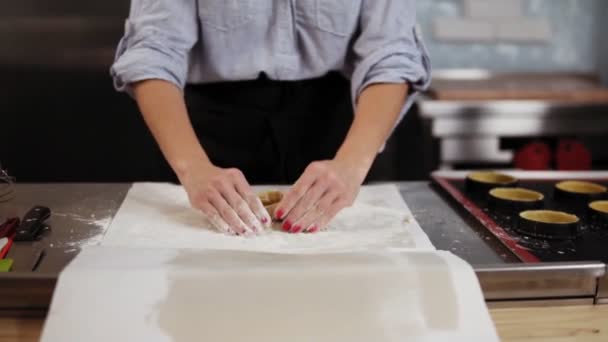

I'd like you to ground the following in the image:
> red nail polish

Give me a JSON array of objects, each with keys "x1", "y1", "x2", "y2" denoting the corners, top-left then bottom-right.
[
  {"x1": 309, "y1": 226, "x2": 319, "y2": 233},
  {"x1": 282, "y1": 220, "x2": 292, "y2": 231},
  {"x1": 291, "y1": 225, "x2": 301, "y2": 233},
  {"x1": 261, "y1": 217, "x2": 268, "y2": 224},
  {"x1": 276, "y1": 209, "x2": 284, "y2": 220}
]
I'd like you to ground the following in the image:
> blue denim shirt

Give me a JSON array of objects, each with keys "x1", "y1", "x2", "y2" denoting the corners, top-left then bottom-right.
[{"x1": 111, "y1": 0, "x2": 431, "y2": 119}]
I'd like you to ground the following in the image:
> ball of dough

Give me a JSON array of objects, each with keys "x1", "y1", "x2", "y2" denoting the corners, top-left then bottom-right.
[{"x1": 258, "y1": 191, "x2": 284, "y2": 219}]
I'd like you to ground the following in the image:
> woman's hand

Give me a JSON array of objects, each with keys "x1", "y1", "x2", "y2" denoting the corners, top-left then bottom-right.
[
  {"x1": 274, "y1": 83, "x2": 409, "y2": 234},
  {"x1": 275, "y1": 159, "x2": 368, "y2": 233},
  {"x1": 179, "y1": 161, "x2": 271, "y2": 236}
]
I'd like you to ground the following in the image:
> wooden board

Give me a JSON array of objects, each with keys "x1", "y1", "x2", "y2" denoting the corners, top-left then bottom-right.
[
  {"x1": 0, "y1": 318, "x2": 43, "y2": 342},
  {"x1": 2, "y1": 305, "x2": 607, "y2": 342},
  {"x1": 490, "y1": 305, "x2": 608, "y2": 342},
  {"x1": 428, "y1": 74, "x2": 608, "y2": 103}
]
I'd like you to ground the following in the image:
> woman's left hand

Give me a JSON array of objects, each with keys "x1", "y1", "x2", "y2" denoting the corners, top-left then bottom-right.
[{"x1": 275, "y1": 159, "x2": 368, "y2": 233}]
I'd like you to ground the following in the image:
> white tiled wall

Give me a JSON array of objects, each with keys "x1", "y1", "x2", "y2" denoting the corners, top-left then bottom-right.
[
  {"x1": 599, "y1": 3, "x2": 608, "y2": 84},
  {"x1": 464, "y1": 0, "x2": 523, "y2": 18},
  {"x1": 434, "y1": 18, "x2": 494, "y2": 42},
  {"x1": 496, "y1": 18, "x2": 552, "y2": 43},
  {"x1": 434, "y1": 0, "x2": 552, "y2": 43},
  {"x1": 418, "y1": 0, "x2": 600, "y2": 73}
]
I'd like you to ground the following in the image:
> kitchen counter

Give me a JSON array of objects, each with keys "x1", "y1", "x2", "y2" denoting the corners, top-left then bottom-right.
[
  {"x1": 1, "y1": 182, "x2": 607, "y2": 341},
  {"x1": 0, "y1": 182, "x2": 510, "y2": 271}
]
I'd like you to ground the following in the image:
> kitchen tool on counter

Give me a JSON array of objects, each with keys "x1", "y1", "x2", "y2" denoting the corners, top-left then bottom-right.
[
  {"x1": 0, "y1": 218, "x2": 19, "y2": 259},
  {"x1": 30, "y1": 248, "x2": 46, "y2": 271},
  {"x1": 14, "y1": 206, "x2": 51, "y2": 242},
  {"x1": 0, "y1": 258, "x2": 13, "y2": 272},
  {"x1": 0, "y1": 163, "x2": 15, "y2": 203},
  {"x1": 0, "y1": 218, "x2": 19, "y2": 237},
  {"x1": 0, "y1": 237, "x2": 14, "y2": 259},
  {"x1": 0, "y1": 210, "x2": 49, "y2": 271}
]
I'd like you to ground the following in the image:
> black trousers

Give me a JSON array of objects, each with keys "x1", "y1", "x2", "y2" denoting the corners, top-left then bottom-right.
[{"x1": 184, "y1": 72, "x2": 353, "y2": 184}]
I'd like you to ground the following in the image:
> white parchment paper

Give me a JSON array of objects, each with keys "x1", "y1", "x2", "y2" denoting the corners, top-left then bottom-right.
[
  {"x1": 101, "y1": 183, "x2": 435, "y2": 252},
  {"x1": 41, "y1": 247, "x2": 499, "y2": 342}
]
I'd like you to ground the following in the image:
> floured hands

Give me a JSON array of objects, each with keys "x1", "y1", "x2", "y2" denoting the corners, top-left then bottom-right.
[
  {"x1": 180, "y1": 162, "x2": 271, "y2": 235},
  {"x1": 275, "y1": 159, "x2": 368, "y2": 233}
]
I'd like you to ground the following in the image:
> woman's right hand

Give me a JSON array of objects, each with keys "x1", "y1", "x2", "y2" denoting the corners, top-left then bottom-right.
[
  {"x1": 178, "y1": 162, "x2": 271, "y2": 236},
  {"x1": 131, "y1": 80, "x2": 269, "y2": 235}
]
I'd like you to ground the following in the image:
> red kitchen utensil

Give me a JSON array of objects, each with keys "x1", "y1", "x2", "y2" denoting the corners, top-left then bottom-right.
[
  {"x1": 0, "y1": 234, "x2": 14, "y2": 259},
  {"x1": 0, "y1": 218, "x2": 18, "y2": 238},
  {"x1": 0, "y1": 218, "x2": 19, "y2": 259}
]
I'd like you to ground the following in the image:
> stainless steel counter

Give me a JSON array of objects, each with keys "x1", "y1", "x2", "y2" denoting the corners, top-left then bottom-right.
[{"x1": 0, "y1": 182, "x2": 606, "y2": 314}]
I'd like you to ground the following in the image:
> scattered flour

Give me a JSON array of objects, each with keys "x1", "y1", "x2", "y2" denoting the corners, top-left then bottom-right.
[
  {"x1": 101, "y1": 183, "x2": 435, "y2": 253},
  {"x1": 51, "y1": 213, "x2": 113, "y2": 250}
]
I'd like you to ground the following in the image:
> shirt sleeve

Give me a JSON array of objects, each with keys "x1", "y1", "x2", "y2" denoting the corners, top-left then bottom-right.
[
  {"x1": 350, "y1": 0, "x2": 431, "y2": 122},
  {"x1": 110, "y1": 0, "x2": 198, "y2": 94}
]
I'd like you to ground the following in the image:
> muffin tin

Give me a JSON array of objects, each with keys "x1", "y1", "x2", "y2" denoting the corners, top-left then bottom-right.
[
  {"x1": 432, "y1": 171, "x2": 608, "y2": 263},
  {"x1": 465, "y1": 174, "x2": 605, "y2": 240}
]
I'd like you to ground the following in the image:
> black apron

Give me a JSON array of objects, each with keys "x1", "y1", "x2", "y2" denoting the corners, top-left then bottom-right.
[{"x1": 184, "y1": 72, "x2": 353, "y2": 184}]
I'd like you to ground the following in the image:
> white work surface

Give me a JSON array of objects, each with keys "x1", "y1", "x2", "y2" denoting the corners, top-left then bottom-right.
[
  {"x1": 101, "y1": 183, "x2": 435, "y2": 252},
  {"x1": 41, "y1": 248, "x2": 498, "y2": 342},
  {"x1": 40, "y1": 183, "x2": 499, "y2": 341}
]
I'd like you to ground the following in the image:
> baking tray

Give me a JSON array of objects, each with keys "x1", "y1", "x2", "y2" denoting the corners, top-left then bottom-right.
[{"x1": 432, "y1": 171, "x2": 608, "y2": 263}]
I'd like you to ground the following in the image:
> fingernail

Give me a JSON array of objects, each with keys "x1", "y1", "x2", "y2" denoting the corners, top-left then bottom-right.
[
  {"x1": 276, "y1": 209, "x2": 284, "y2": 220},
  {"x1": 261, "y1": 217, "x2": 268, "y2": 224},
  {"x1": 308, "y1": 225, "x2": 319, "y2": 233},
  {"x1": 282, "y1": 220, "x2": 292, "y2": 231},
  {"x1": 291, "y1": 225, "x2": 301, "y2": 233}
]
